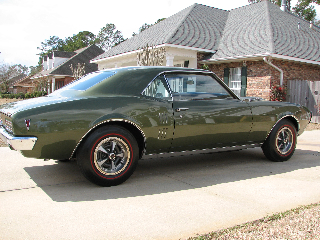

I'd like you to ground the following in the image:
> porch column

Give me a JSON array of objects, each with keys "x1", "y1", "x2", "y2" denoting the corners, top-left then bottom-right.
[
  {"x1": 52, "y1": 77, "x2": 55, "y2": 92},
  {"x1": 166, "y1": 54, "x2": 174, "y2": 67},
  {"x1": 47, "y1": 80, "x2": 51, "y2": 94},
  {"x1": 188, "y1": 58, "x2": 197, "y2": 69}
]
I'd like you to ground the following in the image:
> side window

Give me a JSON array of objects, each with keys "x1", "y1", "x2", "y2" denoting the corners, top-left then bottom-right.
[
  {"x1": 165, "y1": 74, "x2": 234, "y2": 100},
  {"x1": 142, "y1": 75, "x2": 171, "y2": 99}
]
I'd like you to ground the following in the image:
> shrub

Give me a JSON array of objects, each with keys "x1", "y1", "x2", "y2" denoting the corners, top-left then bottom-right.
[
  {"x1": 16, "y1": 92, "x2": 25, "y2": 99},
  {"x1": 270, "y1": 85, "x2": 287, "y2": 102},
  {"x1": 0, "y1": 91, "x2": 47, "y2": 99}
]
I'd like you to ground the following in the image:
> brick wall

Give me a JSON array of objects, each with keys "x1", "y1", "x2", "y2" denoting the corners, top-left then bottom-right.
[
  {"x1": 205, "y1": 61, "x2": 273, "y2": 100},
  {"x1": 64, "y1": 76, "x2": 75, "y2": 85},
  {"x1": 197, "y1": 54, "x2": 320, "y2": 100}
]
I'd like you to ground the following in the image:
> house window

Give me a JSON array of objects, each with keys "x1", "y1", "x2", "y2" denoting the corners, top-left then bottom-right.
[
  {"x1": 55, "y1": 80, "x2": 65, "y2": 90},
  {"x1": 223, "y1": 67, "x2": 247, "y2": 97},
  {"x1": 167, "y1": 77, "x2": 186, "y2": 93},
  {"x1": 174, "y1": 61, "x2": 189, "y2": 68},
  {"x1": 229, "y1": 67, "x2": 241, "y2": 97}
]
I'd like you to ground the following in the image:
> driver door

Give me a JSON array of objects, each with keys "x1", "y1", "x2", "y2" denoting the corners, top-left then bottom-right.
[{"x1": 165, "y1": 73, "x2": 253, "y2": 152}]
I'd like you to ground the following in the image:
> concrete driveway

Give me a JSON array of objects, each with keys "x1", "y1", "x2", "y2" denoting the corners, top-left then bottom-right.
[{"x1": 1, "y1": 131, "x2": 320, "y2": 240}]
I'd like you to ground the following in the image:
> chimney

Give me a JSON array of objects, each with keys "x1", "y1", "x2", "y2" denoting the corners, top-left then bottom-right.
[
  {"x1": 48, "y1": 53, "x2": 53, "y2": 70},
  {"x1": 281, "y1": 0, "x2": 287, "y2": 12},
  {"x1": 310, "y1": 21, "x2": 313, "y2": 28},
  {"x1": 42, "y1": 56, "x2": 48, "y2": 71}
]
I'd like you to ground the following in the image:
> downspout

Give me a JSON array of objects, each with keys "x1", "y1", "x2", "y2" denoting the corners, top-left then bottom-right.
[{"x1": 263, "y1": 57, "x2": 283, "y2": 86}]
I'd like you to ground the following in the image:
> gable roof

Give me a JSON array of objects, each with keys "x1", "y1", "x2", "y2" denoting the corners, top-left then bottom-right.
[
  {"x1": 92, "y1": 4, "x2": 228, "y2": 62},
  {"x1": 206, "y1": 1, "x2": 320, "y2": 63},
  {"x1": 33, "y1": 45, "x2": 104, "y2": 78},
  {"x1": 12, "y1": 75, "x2": 34, "y2": 88},
  {"x1": 7, "y1": 74, "x2": 27, "y2": 86},
  {"x1": 53, "y1": 51, "x2": 76, "y2": 58},
  {"x1": 50, "y1": 45, "x2": 104, "y2": 75}
]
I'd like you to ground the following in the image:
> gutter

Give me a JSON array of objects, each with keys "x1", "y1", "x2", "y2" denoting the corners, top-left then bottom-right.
[
  {"x1": 91, "y1": 44, "x2": 216, "y2": 64},
  {"x1": 263, "y1": 57, "x2": 283, "y2": 86},
  {"x1": 200, "y1": 53, "x2": 320, "y2": 66}
]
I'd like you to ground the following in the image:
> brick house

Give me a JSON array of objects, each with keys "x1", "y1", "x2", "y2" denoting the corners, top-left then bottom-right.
[
  {"x1": 200, "y1": 1, "x2": 320, "y2": 101},
  {"x1": 10, "y1": 75, "x2": 34, "y2": 93},
  {"x1": 31, "y1": 45, "x2": 104, "y2": 93},
  {"x1": 91, "y1": 1, "x2": 320, "y2": 102}
]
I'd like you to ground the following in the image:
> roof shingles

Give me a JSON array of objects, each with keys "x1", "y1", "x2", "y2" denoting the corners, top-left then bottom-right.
[
  {"x1": 93, "y1": 4, "x2": 195, "y2": 60},
  {"x1": 92, "y1": 4, "x2": 228, "y2": 61},
  {"x1": 168, "y1": 4, "x2": 228, "y2": 50},
  {"x1": 211, "y1": 1, "x2": 320, "y2": 62},
  {"x1": 92, "y1": 2, "x2": 320, "y2": 64},
  {"x1": 270, "y1": 4, "x2": 320, "y2": 61},
  {"x1": 212, "y1": 1, "x2": 274, "y2": 59}
]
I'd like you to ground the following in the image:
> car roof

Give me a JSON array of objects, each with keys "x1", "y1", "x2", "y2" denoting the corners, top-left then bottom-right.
[{"x1": 83, "y1": 66, "x2": 210, "y2": 96}]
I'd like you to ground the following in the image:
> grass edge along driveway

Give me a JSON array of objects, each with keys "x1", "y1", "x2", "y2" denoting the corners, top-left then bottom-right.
[{"x1": 188, "y1": 202, "x2": 320, "y2": 240}]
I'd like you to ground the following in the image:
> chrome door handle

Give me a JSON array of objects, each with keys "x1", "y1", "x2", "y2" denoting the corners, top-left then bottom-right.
[{"x1": 175, "y1": 108, "x2": 189, "y2": 112}]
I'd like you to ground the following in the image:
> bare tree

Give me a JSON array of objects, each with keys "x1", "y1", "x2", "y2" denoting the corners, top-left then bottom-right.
[
  {"x1": 0, "y1": 63, "x2": 28, "y2": 92},
  {"x1": 34, "y1": 76, "x2": 49, "y2": 93},
  {"x1": 137, "y1": 44, "x2": 166, "y2": 66},
  {"x1": 70, "y1": 63, "x2": 86, "y2": 80}
]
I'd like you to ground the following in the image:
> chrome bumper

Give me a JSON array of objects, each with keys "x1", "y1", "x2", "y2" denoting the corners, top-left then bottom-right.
[{"x1": 0, "y1": 124, "x2": 37, "y2": 150}]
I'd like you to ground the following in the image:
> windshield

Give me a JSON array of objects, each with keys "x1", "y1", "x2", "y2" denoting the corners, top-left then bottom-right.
[{"x1": 50, "y1": 71, "x2": 115, "y2": 95}]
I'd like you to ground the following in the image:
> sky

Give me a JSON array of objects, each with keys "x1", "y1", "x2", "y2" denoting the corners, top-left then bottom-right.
[{"x1": 0, "y1": 0, "x2": 319, "y2": 67}]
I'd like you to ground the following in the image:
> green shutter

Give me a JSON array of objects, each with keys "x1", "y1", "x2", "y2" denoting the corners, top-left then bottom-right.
[
  {"x1": 223, "y1": 68, "x2": 229, "y2": 86},
  {"x1": 241, "y1": 67, "x2": 247, "y2": 97}
]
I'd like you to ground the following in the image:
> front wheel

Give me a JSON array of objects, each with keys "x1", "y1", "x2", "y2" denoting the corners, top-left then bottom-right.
[
  {"x1": 77, "y1": 126, "x2": 139, "y2": 186},
  {"x1": 262, "y1": 119, "x2": 297, "y2": 162}
]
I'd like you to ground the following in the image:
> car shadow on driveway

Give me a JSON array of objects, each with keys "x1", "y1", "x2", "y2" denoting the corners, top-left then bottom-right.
[{"x1": 23, "y1": 147, "x2": 320, "y2": 202}]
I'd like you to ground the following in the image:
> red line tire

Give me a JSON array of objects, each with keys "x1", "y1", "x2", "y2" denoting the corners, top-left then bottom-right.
[
  {"x1": 77, "y1": 126, "x2": 139, "y2": 186},
  {"x1": 262, "y1": 119, "x2": 297, "y2": 162}
]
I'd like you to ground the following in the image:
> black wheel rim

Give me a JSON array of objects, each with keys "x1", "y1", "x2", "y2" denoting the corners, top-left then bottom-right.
[
  {"x1": 276, "y1": 126, "x2": 293, "y2": 155},
  {"x1": 93, "y1": 137, "x2": 130, "y2": 175}
]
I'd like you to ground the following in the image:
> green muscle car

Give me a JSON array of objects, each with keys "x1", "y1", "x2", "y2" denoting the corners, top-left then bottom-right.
[{"x1": 0, "y1": 67, "x2": 312, "y2": 186}]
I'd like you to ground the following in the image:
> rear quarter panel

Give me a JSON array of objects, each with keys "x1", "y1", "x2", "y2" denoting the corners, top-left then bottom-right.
[
  {"x1": 14, "y1": 96, "x2": 173, "y2": 159},
  {"x1": 14, "y1": 98, "x2": 95, "y2": 159}
]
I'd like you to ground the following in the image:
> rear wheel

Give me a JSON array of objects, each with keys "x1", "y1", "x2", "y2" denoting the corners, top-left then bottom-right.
[
  {"x1": 77, "y1": 126, "x2": 139, "y2": 186},
  {"x1": 262, "y1": 119, "x2": 297, "y2": 162}
]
